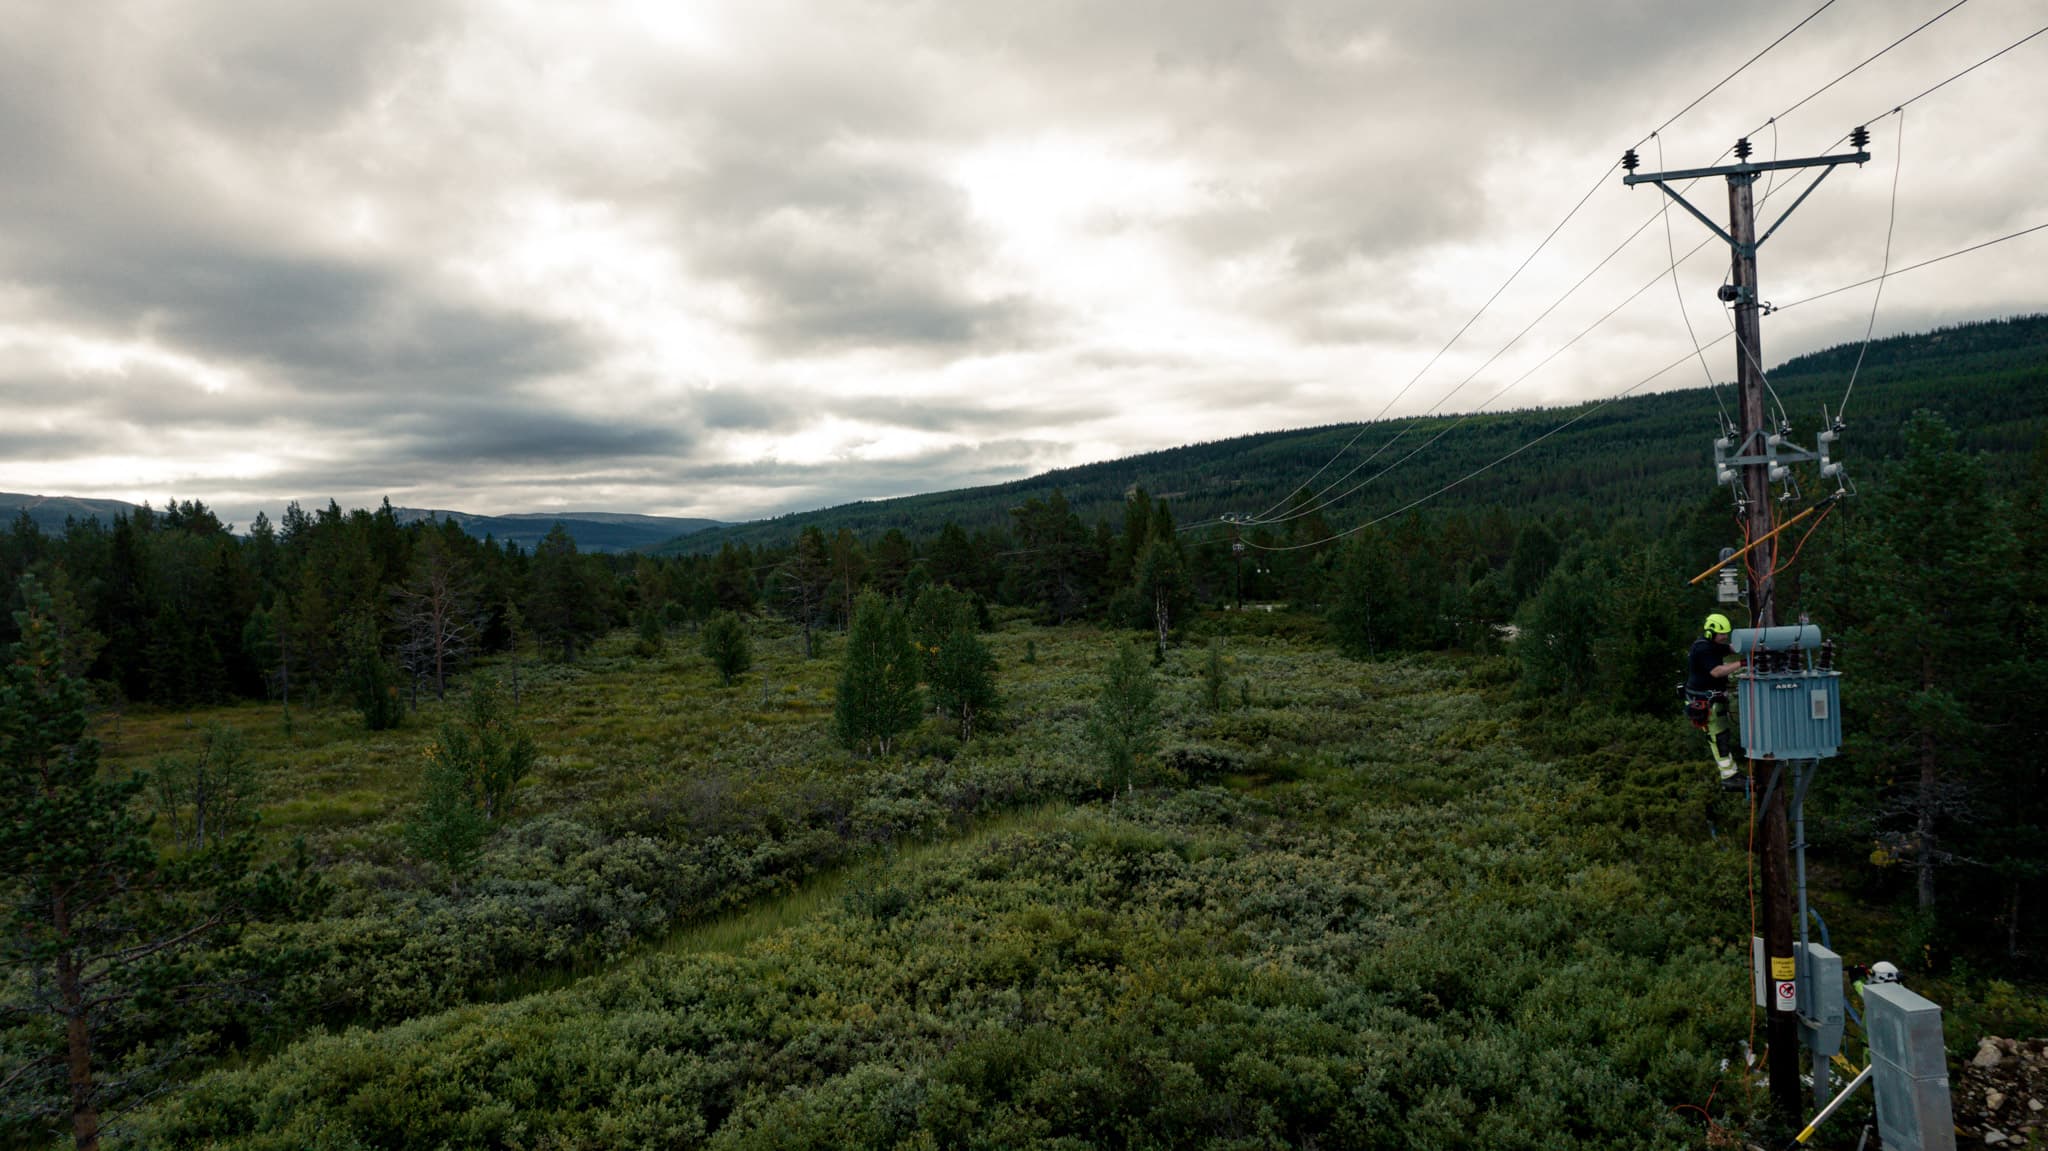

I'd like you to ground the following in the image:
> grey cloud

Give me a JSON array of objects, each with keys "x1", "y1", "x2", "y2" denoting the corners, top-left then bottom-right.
[
  {"x1": 4, "y1": 0, "x2": 2041, "y2": 524},
  {"x1": 662, "y1": 144, "x2": 1041, "y2": 354},
  {"x1": 152, "y1": 0, "x2": 452, "y2": 140},
  {"x1": 694, "y1": 389, "x2": 797, "y2": 432}
]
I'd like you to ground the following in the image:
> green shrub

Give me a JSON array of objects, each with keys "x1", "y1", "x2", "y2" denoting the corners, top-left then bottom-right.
[
  {"x1": 701, "y1": 612, "x2": 752, "y2": 685},
  {"x1": 1085, "y1": 641, "x2": 1161, "y2": 795}
]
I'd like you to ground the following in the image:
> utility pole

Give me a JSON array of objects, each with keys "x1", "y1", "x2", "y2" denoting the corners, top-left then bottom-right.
[
  {"x1": 1233, "y1": 534, "x2": 1246, "y2": 612},
  {"x1": 1622, "y1": 128, "x2": 1869, "y2": 1125}
]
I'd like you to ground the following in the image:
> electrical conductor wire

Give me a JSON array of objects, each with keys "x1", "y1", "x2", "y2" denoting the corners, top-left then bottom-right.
[
  {"x1": 1839, "y1": 109, "x2": 1905, "y2": 421},
  {"x1": 1224, "y1": 215, "x2": 2042, "y2": 553},
  {"x1": 1233, "y1": 5, "x2": 2028, "y2": 539},
  {"x1": 1245, "y1": 0, "x2": 1845, "y2": 526},
  {"x1": 1658, "y1": 134, "x2": 1728, "y2": 418}
]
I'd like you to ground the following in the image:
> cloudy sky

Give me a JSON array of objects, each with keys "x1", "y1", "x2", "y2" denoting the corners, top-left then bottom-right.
[{"x1": 3, "y1": 0, "x2": 2044, "y2": 525}]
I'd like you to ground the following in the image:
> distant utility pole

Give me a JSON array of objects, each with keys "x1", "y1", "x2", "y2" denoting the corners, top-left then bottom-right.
[
  {"x1": 1232, "y1": 531, "x2": 1246, "y2": 612},
  {"x1": 1622, "y1": 129, "x2": 1869, "y2": 1125}
]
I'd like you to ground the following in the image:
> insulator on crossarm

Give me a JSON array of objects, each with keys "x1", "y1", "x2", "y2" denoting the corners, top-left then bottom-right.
[
  {"x1": 1622, "y1": 148, "x2": 1640, "y2": 173},
  {"x1": 1735, "y1": 137, "x2": 1753, "y2": 160},
  {"x1": 1850, "y1": 125, "x2": 1870, "y2": 150}
]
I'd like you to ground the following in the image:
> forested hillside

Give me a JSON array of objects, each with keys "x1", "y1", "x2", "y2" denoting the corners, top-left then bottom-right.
[
  {"x1": 659, "y1": 314, "x2": 2048, "y2": 554},
  {"x1": 390, "y1": 508, "x2": 724, "y2": 554}
]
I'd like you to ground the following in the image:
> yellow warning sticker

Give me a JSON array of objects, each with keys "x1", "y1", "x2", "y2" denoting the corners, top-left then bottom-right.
[{"x1": 1771, "y1": 956, "x2": 1797, "y2": 980}]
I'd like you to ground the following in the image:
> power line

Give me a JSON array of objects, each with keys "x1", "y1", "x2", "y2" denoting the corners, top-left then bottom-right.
[
  {"x1": 1237, "y1": 10, "x2": 2034, "y2": 535},
  {"x1": 1646, "y1": 0, "x2": 1842, "y2": 143},
  {"x1": 1658, "y1": 134, "x2": 1729, "y2": 418},
  {"x1": 1772, "y1": 0, "x2": 1972, "y2": 126},
  {"x1": 1242, "y1": 335, "x2": 1733, "y2": 552},
  {"x1": 1251, "y1": 228, "x2": 1720, "y2": 531},
  {"x1": 1246, "y1": 169, "x2": 1610, "y2": 523},
  {"x1": 1228, "y1": 219, "x2": 2046, "y2": 553},
  {"x1": 1316, "y1": 11, "x2": 2040, "y2": 518},
  {"x1": 1879, "y1": 21, "x2": 2047, "y2": 118},
  {"x1": 1246, "y1": 0, "x2": 1843, "y2": 525},
  {"x1": 1251, "y1": 201, "x2": 1677, "y2": 527},
  {"x1": 1838, "y1": 110, "x2": 1906, "y2": 420},
  {"x1": 1772, "y1": 222, "x2": 2045, "y2": 313}
]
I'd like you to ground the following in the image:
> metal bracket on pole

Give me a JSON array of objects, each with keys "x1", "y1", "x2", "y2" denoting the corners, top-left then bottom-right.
[{"x1": 1622, "y1": 149, "x2": 1871, "y2": 257}]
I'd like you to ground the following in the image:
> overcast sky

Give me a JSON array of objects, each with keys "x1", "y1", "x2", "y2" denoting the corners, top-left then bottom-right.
[{"x1": 3, "y1": 0, "x2": 2044, "y2": 526}]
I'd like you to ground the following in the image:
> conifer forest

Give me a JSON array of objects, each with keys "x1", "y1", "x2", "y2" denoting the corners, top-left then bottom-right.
[{"x1": 3, "y1": 319, "x2": 2046, "y2": 1148}]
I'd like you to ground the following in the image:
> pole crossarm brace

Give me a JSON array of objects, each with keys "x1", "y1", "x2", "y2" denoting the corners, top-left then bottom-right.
[{"x1": 1624, "y1": 151, "x2": 1870, "y2": 254}]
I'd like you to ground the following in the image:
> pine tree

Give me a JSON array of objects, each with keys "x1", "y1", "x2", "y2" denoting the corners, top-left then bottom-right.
[
  {"x1": 1085, "y1": 641, "x2": 1160, "y2": 795},
  {"x1": 1824, "y1": 412, "x2": 2015, "y2": 920},
  {"x1": 1, "y1": 576, "x2": 319, "y2": 1148},
  {"x1": 911, "y1": 585, "x2": 973, "y2": 679},
  {"x1": 344, "y1": 610, "x2": 403, "y2": 731},
  {"x1": 776, "y1": 526, "x2": 832, "y2": 658},
  {"x1": 1201, "y1": 637, "x2": 1229, "y2": 713},
  {"x1": 391, "y1": 528, "x2": 479, "y2": 702},
  {"x1": 701, "y1": 611, "x2": 752, "y2": 686},
  {"x1": 834, "y1": 591, "x2": 921, "y2": 755},
  {"x1": 1330, "y1": 532, "x2": 1400, "y2": 659},
  {"x1": 528, "y1": 524, "x2": 599, "y2": 662}
]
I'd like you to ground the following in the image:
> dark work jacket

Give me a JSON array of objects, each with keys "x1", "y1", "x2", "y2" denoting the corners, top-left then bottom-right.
[{"x1": 1688, "y1": 637, "x2": 1732, "y2": 692}]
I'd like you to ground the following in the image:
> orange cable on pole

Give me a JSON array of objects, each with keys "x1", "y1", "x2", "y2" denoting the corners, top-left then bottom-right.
[{"x1": 1685, "y1": 494, "x2": 1839, "y2": 586}]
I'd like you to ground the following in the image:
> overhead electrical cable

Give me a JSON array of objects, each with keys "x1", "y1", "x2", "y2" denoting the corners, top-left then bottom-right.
[
  {"x1": 1244, "y1": 0, "x2": 1844, "y2": 525},
  {"x1": 1283, "y1": 8, "x2": 2038, "y2": 522},
  {"x1": 1248, "y1": 229, "x2": 1722, "y2": 531},
  {"x1": 1772, "y1": 222, "x2": 2046, "y2": 313},
  {"x1": 1232, "y1": 5, "x2": 2021, "y2": 537},
  {"x1": 1771, "y1": 0, "x2": 1972, "y2": 126},
  {"x1": 1249, "y1": 203, "x2": 1685, "y2": 528},
  {"x1": 1223, "y1": 217, "x2": 2047, "y2": 553},
  {"x1": 1876, "y1": 21, "x2": 2047, "y2": 118},
  {"x1": 1658, "y1": 134, "x2": 1729, "y2": 417},
  {"x1": 1244, "y1": 169, "x2": 1612, "y2": 524},
  {"x1": 1644, "y1": 0, "x2": 1841, "y2": 141},
  {"x1": 1240, "y1": 333, "x2": 1733, "y2": 552},
  {"x1": 1838, "y1": 109, "x2": 1906, "y2": 420}
]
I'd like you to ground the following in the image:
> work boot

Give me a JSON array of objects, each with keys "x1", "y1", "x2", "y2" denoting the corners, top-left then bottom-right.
[{"x1": 1719, "y1": 772, "x2": 1749, "y2": 795}]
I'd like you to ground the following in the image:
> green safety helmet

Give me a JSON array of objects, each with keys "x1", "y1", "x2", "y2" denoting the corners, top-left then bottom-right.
[{"x1": 1703, "y1": 613, "x2": 1733, "y2": 637}]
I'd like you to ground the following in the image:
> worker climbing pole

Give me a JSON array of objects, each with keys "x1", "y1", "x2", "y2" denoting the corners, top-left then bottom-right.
[{"x1": 1684, "y1": 612, "x2": 1743, "y2": 787}]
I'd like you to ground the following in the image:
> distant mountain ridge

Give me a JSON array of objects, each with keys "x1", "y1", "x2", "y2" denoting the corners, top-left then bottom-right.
[
  {"x1": 652, "y1": 313, "x2": 2048, "y2": 555},
  {"x1": 0, "y1": 493, "x2": 143, "y2": 534},
  {"x1": 1, "y1": 494, "x2": 720, "y2": 555},
  {"x1": 388, "y1": 508, "x2": 722, "y2": 553}
]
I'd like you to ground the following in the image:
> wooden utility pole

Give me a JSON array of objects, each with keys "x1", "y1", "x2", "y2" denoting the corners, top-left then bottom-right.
[
  {"x1": 1622, "y1": 129, "x2": 1869, "y2": 1125},
  {"x1": 1232, "y1": 533, "x2": 1245, "y2": 612},
  {"x1": 1726, "y1": 167, "x2": 1804, "y2": 1121}
]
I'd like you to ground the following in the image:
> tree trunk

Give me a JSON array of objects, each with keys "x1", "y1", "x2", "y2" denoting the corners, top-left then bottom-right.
[
  {"x1": 1916, "y1": 656, "x2": 1938, "y2": 912},
  {"x1": 53, "y1": 898, "x2": 98, "y2": 1151},
  {"x1": 2010, "y1": 882, "x2": 2022, "y2": 959}
]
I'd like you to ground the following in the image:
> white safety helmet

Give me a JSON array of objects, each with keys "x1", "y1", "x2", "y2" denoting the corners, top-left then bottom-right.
[{"x1": 1868, "y1": 961, "x2": 1901, "y2": 985}]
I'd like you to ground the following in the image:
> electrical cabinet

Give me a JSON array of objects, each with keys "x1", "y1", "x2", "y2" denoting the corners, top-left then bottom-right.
[
  {"x1": 1730, "y1": 625, "x2": 1842, "y2": 759},
  {"x1": 1865, "y1": 983, "x2": 1955, "y2": 1151}
]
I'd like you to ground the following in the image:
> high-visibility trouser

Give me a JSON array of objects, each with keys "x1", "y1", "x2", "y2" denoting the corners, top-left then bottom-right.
[{"x1": 1688, "y1": 691, "x2": 1736, "y2": 776}]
